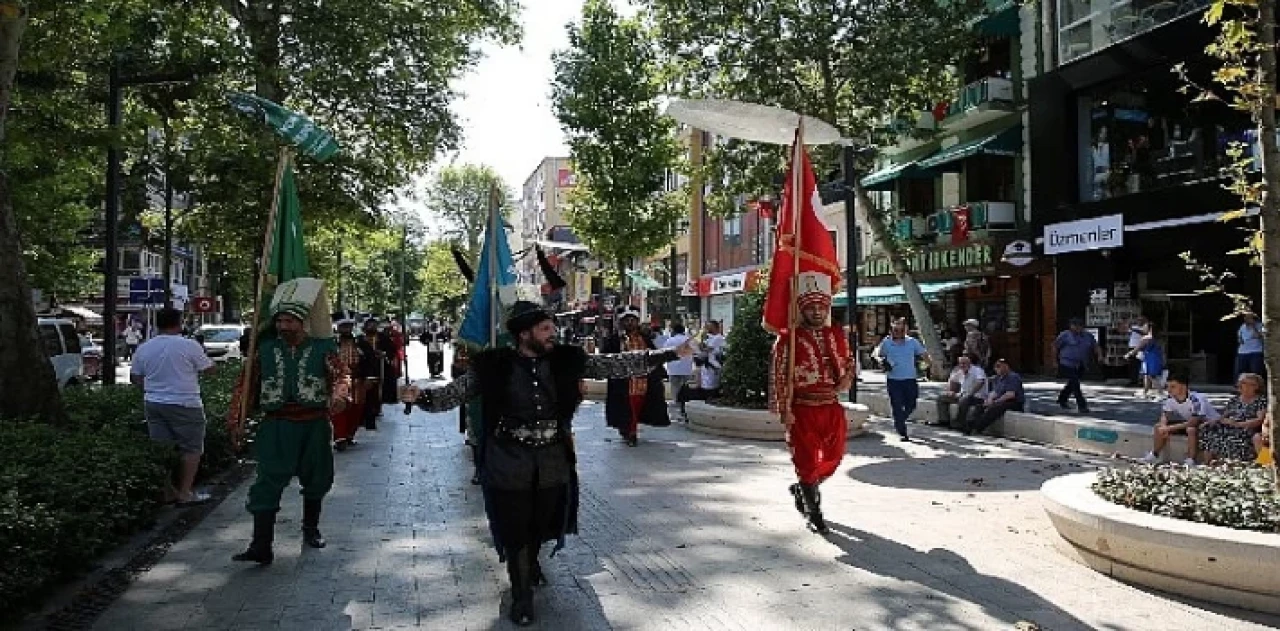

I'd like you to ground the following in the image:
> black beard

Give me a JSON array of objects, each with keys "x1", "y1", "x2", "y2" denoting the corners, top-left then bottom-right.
[{"x1": 520, "y1": 339, "x2": 552, "y2": 356}]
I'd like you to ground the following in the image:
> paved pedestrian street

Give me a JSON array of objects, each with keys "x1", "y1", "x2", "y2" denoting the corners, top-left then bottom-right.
[{"x1": 94, "y1": 367, "x2": 1279, "y2": 630}]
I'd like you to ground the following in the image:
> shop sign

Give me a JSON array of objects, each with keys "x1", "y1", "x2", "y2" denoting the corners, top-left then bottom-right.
[
  {"x1": 860, "y1": 243, "x2": 995, "y2": 279},
  {"x1": 1043, "y1": 214, "x2": 1124, "y2": 255},
  {"x1": 682, "y1": 280, "x2": 699, "y2": 297},
  {"x1": 1002, "y1": 240, "x2": 1035, "y2": 267},
  {"x1": 710, "y1": 272, "x2": 747, "y2": 295}
]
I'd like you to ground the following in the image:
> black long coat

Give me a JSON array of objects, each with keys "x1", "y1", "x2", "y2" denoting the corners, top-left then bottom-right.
[{"x1": 601, "y1": 332, "x2": 670, "y2": 431}]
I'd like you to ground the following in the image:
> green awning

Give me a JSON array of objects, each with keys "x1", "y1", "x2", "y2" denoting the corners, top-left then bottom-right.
[
  {"x1": 969, "y1": 1, "x2": 1019, "y2": 38},
  {"x1": 626, "y1": 270, "x2": 664, "y2": 291},
  {"x1": 860, "y1": 161, "x2": 929, "y2": 191},
  {"x1": 831, "y1": 279, "x2": 984, "y2": 307},
  {"x1": 917, "y1": 126, "x2": 1021, "y2": 172}
]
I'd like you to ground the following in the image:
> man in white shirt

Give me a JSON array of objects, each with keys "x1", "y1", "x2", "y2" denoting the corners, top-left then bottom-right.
[
  {"x1": 662, "y1": 323, "x2": 695, "y2": 416},
  {"x1": 130, "y1": 308, "x2": 217, "y2": 505},
  {"x1": 1141, "y1": 373, "x2": 1220, "y2": 466},
  {"x1": 123, "y1": 322, "x2": 143, "y2": 360},
  {"x1": 934, "y1": 354, "x2": 987, "y2": 429}
]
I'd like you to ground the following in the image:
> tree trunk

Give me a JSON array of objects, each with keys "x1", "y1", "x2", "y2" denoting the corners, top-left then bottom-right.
[
  {"x1": 245, "y1": 0, "x2": 284, "y2": 102},
  {"x1": 1256, "y1": 0, "x2": 1280, "y2": 490},
  {"x1": 0, "y1": 1, "x2": 67, "y2": 424},
  {"x1": 854, "y1": 184, "x2": 946, "y2": 379}
]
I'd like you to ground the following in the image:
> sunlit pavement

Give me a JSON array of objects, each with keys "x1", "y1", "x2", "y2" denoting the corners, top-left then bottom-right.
[{"x1": 92, "y1": 342, "x2": 1280, "y2": 630}]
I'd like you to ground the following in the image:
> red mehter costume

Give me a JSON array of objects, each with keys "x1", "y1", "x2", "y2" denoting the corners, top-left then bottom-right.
[
  {"x1": 769, "y1": 272, "x2": 853, "y2": 534},
  {"x1": 331, "y1": 319, "x2": 373, "y2": 448}
]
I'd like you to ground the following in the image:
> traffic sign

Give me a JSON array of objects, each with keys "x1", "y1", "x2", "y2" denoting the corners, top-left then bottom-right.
[
  {"x1": 127, "y1": 277, "x2": 166, "y2": 305},
  {"x1": 191, "y1": 296, "x2": 217, "y2": 313}
]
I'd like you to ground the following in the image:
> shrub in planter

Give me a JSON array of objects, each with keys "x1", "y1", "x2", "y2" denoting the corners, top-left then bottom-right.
[
  {"x1": 716, "y1": 285, "x2": 772, "y2": 409},
  {"x1": 1093, "y1": 462, "x2": 1280, "y2": 533},
  {"x1": 0, "y1": 422, "x2": 172, "y2": 615}
]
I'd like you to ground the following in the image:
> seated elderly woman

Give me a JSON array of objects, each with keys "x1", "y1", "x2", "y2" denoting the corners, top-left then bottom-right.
[{"x1": 1198, "y1": 372, "x2": 1267, "y2": 462}]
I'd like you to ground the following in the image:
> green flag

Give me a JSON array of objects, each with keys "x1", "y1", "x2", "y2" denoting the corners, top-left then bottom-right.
[
  {"x1": 260, "y1": 157, "x2": 310, "y2": 312},
  {"x1": 228, "y1": 92, "x2": 340, "y2": 162}
]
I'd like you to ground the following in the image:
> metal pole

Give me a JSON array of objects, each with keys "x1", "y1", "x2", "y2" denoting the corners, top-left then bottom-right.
[
  {"x1": 102, "y1": 60, "x2": 122, "y2": 385},
  {"x1": 842, "y1": 143, "x2": 859, "y2": 403},
  {"x1": 669, "y1": 221, "x2": 679, "y2": 326},
  {"x1": 336, "y1": 248, "x2": 345, "y2": 311},
  {"x1": 163, "y1": 162, "x2": 174, "y2": 308}
]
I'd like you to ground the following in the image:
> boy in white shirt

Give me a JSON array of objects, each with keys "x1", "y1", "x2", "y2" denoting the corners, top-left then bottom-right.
[{"x1": 1141, "y1": 373, "x2": 1220, "y2": 466}]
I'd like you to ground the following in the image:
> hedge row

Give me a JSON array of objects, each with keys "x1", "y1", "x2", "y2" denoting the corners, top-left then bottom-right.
[
  {"x1": 1093, "y1": 462, "x2": 1280, "y2": 533},
  {"x1": 0, "y1": 362, "x2": 248, "y2": 617}
]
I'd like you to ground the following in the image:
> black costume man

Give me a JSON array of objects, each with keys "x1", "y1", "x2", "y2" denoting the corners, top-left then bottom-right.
[
  {"x1": 401, "y1": 301, "x2": 691, "y2": 626},
  {"x1": 601, "y1": 306, "x2": 670, "y2": 446},
  {"x1": 423, "y1": 320, "x2": 449, "y2": 378}
]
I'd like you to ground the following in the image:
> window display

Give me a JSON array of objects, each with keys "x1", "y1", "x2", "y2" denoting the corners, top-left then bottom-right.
[{"x1": 1077, "y1": 68, "x2": 1251, "y2": 203}]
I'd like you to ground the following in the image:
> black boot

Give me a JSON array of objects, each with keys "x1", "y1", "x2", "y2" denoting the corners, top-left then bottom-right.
[
  {"x1": 788, "y1": 483, "x2": 807, "y2": 517},
  {"x1": 302, "y1": 499, "x2": 326, "y2": 549},
  {"x1": 529, "y1": 545, "x2": 547, "y2": 588},
  {"x1": 469, "y1": 445, "x2": 481, "y2": 485},
  {"x1": 233, "y1": 511, "x2": 276, "y2": 564},
  {"x1": 506, "y1": 546, "x2": 535, "y2": 626},
  {"x1": 800, "y1": 484, "x2": 830, "y2": 535}
]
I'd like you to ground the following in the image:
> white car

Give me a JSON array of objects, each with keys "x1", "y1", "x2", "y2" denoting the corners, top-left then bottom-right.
[
  {"x1": 38, "y1": 318, "x2": 85, "y2": 389},
  {"x1": 196, "y1": 325, "x2": 246, "y2": 362}
]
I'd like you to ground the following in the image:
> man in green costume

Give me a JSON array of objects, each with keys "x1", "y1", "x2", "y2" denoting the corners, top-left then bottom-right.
[{"x1": 229, "y1": 278, "x2": 351, "y2": 565}]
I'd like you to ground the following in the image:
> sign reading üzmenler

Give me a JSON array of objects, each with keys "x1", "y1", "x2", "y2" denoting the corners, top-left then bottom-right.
[{"x1": 1043, "y1": 214, "x2": 1124, "y2": 255}]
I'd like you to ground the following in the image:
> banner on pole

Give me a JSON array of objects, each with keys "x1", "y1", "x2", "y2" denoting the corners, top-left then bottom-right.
[{"x1": 228, "y1": 92, "x2": 340, "y2": 162}]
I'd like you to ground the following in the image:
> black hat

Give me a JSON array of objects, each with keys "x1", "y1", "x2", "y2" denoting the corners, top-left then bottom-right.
[{"x1": 506, "y1": 301, "x2": 553, "y2": 336}]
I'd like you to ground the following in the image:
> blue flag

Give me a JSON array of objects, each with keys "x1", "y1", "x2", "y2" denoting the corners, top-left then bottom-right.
[{"x1": 459, "y1": 214, "x2": 516, "y2": 346}]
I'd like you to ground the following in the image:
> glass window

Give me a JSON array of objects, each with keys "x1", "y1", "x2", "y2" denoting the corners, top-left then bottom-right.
[
  {"x1": 1058, "y1": 0, "x2": 1213, "y2": 64},
  {"x1": 39, "y1": 324, "x2": 63, "y2": 357},
  {"x1": 1076, "y1": 63, "x2": 1251, "y2": 203},
  {"x1": 59, "y1": 324, "x2": 80, "y2": 354}
]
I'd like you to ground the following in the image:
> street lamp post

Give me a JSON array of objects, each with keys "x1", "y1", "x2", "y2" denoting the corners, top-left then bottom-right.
[{"x1": 841, "y1": 142, "x2": 860, "y2": 403}]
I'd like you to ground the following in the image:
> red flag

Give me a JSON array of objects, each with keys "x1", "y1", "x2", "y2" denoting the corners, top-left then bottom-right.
[
  {"x1": 951, "y1": 205, "x2": 971, "y2": 245},
  {"x1": 762, "y1": 131, "x2": 843, "y2": 334}
]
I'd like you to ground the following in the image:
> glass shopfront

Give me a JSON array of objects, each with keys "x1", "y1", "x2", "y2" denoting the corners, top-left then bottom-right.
[
  {"x1": 1074, "y1": 64, "x2": 1252, "y2": 203},
  {"x1": 1058, "y1": 0, "x2": 1212, "y2": 64}
]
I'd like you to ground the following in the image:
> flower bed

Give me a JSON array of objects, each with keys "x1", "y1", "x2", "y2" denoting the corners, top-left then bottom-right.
[
  {"x1": 1091, "y1": 462, "x2": 1280, "y2": 533},
  {"x1": 0, "y1": 363, "x2": 248, "y2": 619}
]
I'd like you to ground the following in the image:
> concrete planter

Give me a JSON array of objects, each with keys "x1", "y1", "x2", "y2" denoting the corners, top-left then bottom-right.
[
  {"x1": 684, "y1": 401, "x2": 869, "y2": 442},
  {"x1": 1041, "y1": 471, "x2": 1280, "y2": 615},
  {"x1": 858, "y1": 391, "x2": 1187, "y2": 461}
]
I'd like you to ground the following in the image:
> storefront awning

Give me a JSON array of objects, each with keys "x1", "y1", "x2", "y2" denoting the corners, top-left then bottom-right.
[
  {"x1": 626, "y1": 270, "x2": 664, "y2": 291},
  {"x1": 860, "y1": 161, "x2": 930, "y2": 191},
  {"x1": 831, "y1": 279, "x2": 984, "y2": 307},
  {"x1": 917, "y1": 126, "x2": 1021, "y2": 172}
]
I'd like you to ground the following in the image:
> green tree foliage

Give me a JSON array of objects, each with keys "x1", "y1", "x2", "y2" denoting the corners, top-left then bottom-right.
[
  {"x1": 551, "y1": 0, "x2": 686, "y2": 278},
  {"x1": 422, "y1": 163, "x2": 512, "y2": 264},
  {"x1": 417, "y1": 240, "x2": 469, "y2": 323},
  {"x1": 644, "y1": 0, "x2": 982, "y2": 377},
  {"x1": 717, "y1": 285, "x2": 771, "y2": 409}
]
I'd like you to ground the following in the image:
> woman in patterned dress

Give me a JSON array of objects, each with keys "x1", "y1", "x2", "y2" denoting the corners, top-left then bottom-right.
[{"x1": 1198, "y1": 372, "x2": 1267, "y2": 462}]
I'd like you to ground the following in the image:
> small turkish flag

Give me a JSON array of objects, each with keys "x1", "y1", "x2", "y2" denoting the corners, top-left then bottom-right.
[
  {"x1": 951, "y1": 206, "x2": 971, "y2": 245},
  {"x1": 757, "y1": 199, "x2": 775, "y2": 220}
]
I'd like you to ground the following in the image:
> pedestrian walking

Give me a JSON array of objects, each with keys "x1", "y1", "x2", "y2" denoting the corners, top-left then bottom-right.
[
  {"x1": 227, "y1": 278, "x2": 351, "y2": 565},
  {"x1": 130, "y1": 307, "x2": 216, "y2": 506},
  {"x1": 1054, "y1": 318, "x2": 1102, "y2": 413},
  {"x1": 123, "y1": 322, "x2": 142, "y2": 360},
  {"x1": 360, "y1": 318, "x2": 386, "y2": 430},
  {"x1": 332, "y1": 318, "x2": 376, "y2": 450},
  {"x1": 770, "y1": 273, "x2": 855, "y2": 534},
  {"x1": 662, "y1": 322, "x2": 694, "y2": 418},
  {"x1": 602, "y1": 306, "x2": 670, "y2": 446},
  {"x1": 962, "y1": 318, "x2": 991, "y2": 370},
  {"x1": 1236, "y1": 311, "x2": 1266, "y2": 378},
  {"x1": 877, "y1": 318, "x2": 931, "y2": 441},
  {"x1": 400, "y1": 301, "x2": 690, "y2": 626}
]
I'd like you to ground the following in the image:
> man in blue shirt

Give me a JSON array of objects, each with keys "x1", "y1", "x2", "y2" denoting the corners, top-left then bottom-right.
[
  {"x1": 877, "y1": 319, "x2": 931, "y2": 441},
  {"x1": 966, "y1": 358, "x2": 1025, "y2": 436},
  {"x1": 1054, "y1": 318, "x2": 1102, "y2": 413}
]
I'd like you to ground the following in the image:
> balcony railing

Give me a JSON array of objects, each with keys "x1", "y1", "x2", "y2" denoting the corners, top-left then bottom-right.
[
  {"x1": 894, "y1": 201, "x2": 1020, "y2": 244},
  {"x1": 944, "y1": 76, "x2": 1015, "y2": 120}
]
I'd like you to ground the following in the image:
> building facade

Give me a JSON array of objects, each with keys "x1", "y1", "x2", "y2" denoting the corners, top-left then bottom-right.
[
  {"x1": 518, "y1": 156, "x2": 577, "y2": 286},
  {"x1": 849, "y1": 2, "x2": 1056, "y2": 371},
  {"x1": 1029, "y1": 1, "x2": 1250, "y2": 383}
]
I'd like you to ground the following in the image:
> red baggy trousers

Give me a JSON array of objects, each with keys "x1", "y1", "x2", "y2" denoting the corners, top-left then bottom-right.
[{"x1": 787, "y1": 403, "x2": 847, "y2": 485}]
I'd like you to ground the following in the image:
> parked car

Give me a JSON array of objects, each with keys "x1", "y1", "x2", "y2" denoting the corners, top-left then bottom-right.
[
  {"x1": 195, "y1": 325, "x2": 245, "y2": 362},
  {"x1": 37, "y1": 318, "x2": 84, "y2": 389}
]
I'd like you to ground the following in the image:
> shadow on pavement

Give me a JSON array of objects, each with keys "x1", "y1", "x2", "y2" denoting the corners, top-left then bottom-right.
[
  {"x1": 847, "y1": 453, "x2": 1094, "y2": 493},
  {"x1": 825, "y1": 522, "x2": 1096, "y2": 631}
]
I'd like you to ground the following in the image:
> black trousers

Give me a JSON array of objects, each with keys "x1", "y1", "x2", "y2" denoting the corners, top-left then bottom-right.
[
  {"x1": 488, "y1": 486, "x2": 569, "y2": 550},
  {"x1": 970, "y1": 400, "x2": 1024, "y2": 434},
  {"x1": 1057, "y1": 364, "x2": 1088, "y2": 410},
  {"x1": 427, "y1": 351, "x2": 444, "y2": 376}
]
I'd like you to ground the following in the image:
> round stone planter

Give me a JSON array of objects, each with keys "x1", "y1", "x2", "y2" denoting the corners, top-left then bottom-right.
[
  {"x1": 684, "y1": 401, "x2": 869, "y2": 442},
  {"x1": 1041, "y1": 471, "x2": 1280, "y2": 615}
]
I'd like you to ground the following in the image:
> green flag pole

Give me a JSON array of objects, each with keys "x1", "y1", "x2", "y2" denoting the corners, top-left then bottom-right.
[{"x1": 235, "y1": 146, "x2": 294, "y2": 441}]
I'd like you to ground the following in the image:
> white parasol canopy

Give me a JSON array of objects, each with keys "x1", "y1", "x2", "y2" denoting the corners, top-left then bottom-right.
[{"x1": 663, "y1": 99, "x2": 842, "y2": 146}]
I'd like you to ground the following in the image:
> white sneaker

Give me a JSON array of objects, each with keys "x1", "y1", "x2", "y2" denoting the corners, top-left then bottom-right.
[
  {"x1": 1139, "y1": 452, "x2": 1159, "y2": 464},
  {"x1": 1183, "y1": 458, "x2": 1197, "y2": 467}
]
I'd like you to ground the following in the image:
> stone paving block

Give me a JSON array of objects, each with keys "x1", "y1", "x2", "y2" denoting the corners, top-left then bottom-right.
[{"x1": 88, "y1": 346, "x2": 1280, "y2": 631}]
